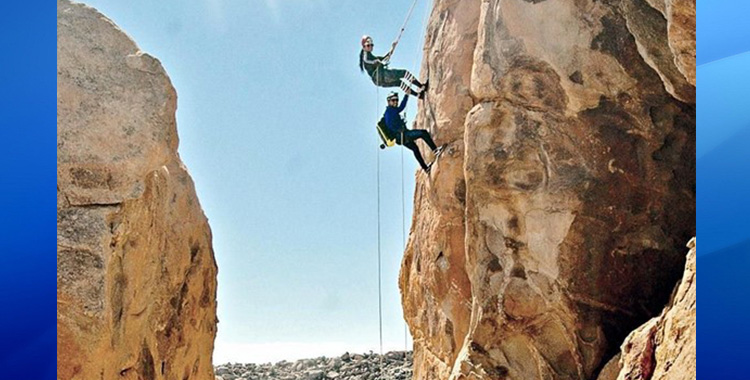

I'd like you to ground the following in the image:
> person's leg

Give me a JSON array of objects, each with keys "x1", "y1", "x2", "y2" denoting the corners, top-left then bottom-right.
[
  {"x1": 394, "y1": 130, "x2": 405, "y2": 146},
  {"x1": 371, "y1": 68, "x2": 385, "y2": 86},
  {"x1": 402, "y1": 71, "x2": 424, "y2": 88},
  {"x1": 380, "y1": 68, "x2": 407, "y2": 88},
  {"x1": 404, "y1": 141, "x2": 429, "y2": 171},
  {"x1": 406, "y1": 129, "x2": 438, "y2": 151},
  {"x1": 399, "y1": 81, "x2": 420, "y2": 97},
  {"x1": 402, "y1": 71, "x2": 427, "y2": 99},
  {"x1": 382, "y1": 68, "x2": 425, "y2": 98}
]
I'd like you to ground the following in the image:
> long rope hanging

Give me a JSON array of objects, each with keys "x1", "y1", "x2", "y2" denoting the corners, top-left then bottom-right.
[
  {"x1": 400, "y1": 131, "x2": 407, "y2": 351},
  {"x1": 375, "y1": 0, "x2": 431, "y2": 362},
  {"x1": 400, "y1": 0, "x2": 433, "y2": 352},
  {"x1": 376, "y1": 77, "x2": 384, "y2": 364}
]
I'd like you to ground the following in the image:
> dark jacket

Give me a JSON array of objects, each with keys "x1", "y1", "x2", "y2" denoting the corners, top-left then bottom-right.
[
  {"x1": 360, "y1": 50, "x2": 387, "y2": 77},
  {"x1": 383, "y1": 96, "x2": 408, "y2": 137}
]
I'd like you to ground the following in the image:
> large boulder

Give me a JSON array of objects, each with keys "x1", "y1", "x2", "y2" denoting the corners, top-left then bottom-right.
[
  {"x1": 57, "y1": 1, "x2": 218, "y2": 378},
  {"x1": 400, "y1": 0, "x2": 695, "y2": 379}
]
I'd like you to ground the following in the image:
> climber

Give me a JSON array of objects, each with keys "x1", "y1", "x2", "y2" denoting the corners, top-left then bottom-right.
[
  {"x1": 359, "y1": 35, "x2": 428, "y2": 99},
  {"x1": 382, "y1": 91, "x2": 443, "y2": 173}
]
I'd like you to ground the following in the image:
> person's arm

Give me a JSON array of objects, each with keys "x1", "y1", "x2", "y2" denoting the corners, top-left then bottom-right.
[
  {"x1": 397, "y1": 95, "x2": 409, "y2": 112},
  {"x1": 384, "y1": 41, "x2": 397, "y2": 60}
]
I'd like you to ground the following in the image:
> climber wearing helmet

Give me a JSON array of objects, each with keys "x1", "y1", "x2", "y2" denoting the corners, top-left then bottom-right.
[
  {"x1": 383, "y1": 91, "x2": 443, "y2": 173},
  {"x1": 359, "y1": 35, "x2": 428, "y2": 99}
]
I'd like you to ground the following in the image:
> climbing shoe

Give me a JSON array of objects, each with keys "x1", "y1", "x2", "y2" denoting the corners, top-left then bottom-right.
[
  {"x1": 433, "y1": 144, "x2": 445, "y2": 156},
  {"x1": 421, "y1": 80, "x2": 429, "y2": 92}
]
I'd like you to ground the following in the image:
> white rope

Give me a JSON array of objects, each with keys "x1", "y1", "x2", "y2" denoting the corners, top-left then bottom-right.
[
  {"x1": 375, "y1": 69, "x2": 384, "y2": 365},
  {"x1": 400, "y1": 130, "x2": 408, "y2": 352},
  {"x1": 373, "y1": 0, "x2": 434, "y2": 361},
  {"x1": 388, "y1": 0, "x2": 421, "y2": 60}
]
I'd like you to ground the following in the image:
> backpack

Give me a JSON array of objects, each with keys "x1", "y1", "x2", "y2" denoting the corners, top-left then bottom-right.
[{"x1": 376, "y1": 117, "x2": 396, "y2": 149}]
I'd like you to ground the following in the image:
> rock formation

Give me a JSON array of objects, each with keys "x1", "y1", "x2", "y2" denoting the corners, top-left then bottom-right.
[
  {"x1": 57, "y1": 1, "x2": 218, "y2": 379},
  {"x1": 597, "y1": 238, "x2": 696, "y2": 380},
  {"x1": 399, "y1": 0, "x2": 695, "y2": 379}
]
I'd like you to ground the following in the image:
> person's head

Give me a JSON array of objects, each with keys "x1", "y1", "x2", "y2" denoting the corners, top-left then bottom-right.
[
  {"x1": 387, "y1": 92, "x2": 399, "y2": 106},
  {"x1": 359, "y1": 35, "x2": 374, "y2": 72},
  {"x1": 361, "y1": 35, "x2": 374, "y2": 52}
]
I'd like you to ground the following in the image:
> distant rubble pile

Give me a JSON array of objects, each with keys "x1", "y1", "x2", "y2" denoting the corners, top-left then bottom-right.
[{"x1": 215, "y1": 351, "x2": 413, "y2": 380}]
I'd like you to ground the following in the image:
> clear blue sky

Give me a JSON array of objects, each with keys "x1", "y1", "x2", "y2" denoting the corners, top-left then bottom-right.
[{"x1": 82, "y1": 0, "x2": 431, "y2": 364}]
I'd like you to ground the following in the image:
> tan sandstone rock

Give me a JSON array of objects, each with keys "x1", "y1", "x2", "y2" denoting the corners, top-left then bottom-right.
[
  {"x1": 57, "y1": 1, "x2": 217, "y2": 379},
  {"x1": 666, "y1": 0, "x2": 696, "y2": 86},
  {"x1": 399, "y1": 1, "x2": 479, "y2": 379},
  {"x1": 400, "y1": 1, "x2": 695, "y2": 379},
  {"x1": 629, "y1": 0, "x2": 695, "y2": 87}
]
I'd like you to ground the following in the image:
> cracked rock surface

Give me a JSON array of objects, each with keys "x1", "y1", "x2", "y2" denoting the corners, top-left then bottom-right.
[
  {"x1": 399, "y1": 0, "x2": 695, "y2": 379},
  {"x1": 57, "y1": 1, "x2": 217, "y2": 378}
]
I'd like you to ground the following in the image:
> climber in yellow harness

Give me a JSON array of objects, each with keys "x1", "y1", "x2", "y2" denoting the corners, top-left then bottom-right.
[{"x1": 379, "y1": 91, "x2": 443, "y2": 173}]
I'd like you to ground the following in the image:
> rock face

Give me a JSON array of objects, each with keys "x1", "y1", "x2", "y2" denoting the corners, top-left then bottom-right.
[
  {"x1": 57, "y1": 1, "x2": 218, "y2": 379},
  {"x1": 399, "y1": 1, "x2": 695, "y2": 379},
  {"x1": 597, "y1": 238, "x2": 696, "y2": 380}
]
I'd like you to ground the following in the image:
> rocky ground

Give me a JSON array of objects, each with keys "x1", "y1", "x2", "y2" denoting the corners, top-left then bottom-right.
[{"x1": 215, "y1": 351, "x2": 413, "y2": 380}]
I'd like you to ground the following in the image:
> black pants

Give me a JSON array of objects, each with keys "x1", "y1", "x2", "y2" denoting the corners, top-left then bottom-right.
[
  {"x1": 396, "y1": 129, "x2": 437, "y2": 170},
  {"x1": 372, "y1": 68, "x2": 424, "y2": 88}
]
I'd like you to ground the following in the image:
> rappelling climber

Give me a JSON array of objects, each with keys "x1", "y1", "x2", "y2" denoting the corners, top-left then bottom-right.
[
  {"x1": 381, "y1": 91, "x2": 443, "y2": 173},
  {"x1": 359, "y1": 35, "x2": 428, "y2": 99}
]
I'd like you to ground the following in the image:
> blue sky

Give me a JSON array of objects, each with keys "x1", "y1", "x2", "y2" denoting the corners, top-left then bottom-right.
[{"x1": 81, "y1": 0, "x2": 432, "y2": 364}]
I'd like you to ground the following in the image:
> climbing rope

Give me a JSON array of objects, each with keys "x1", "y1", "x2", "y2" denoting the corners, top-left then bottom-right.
[
  {"x1": 373, "y1": 0, "x2": 434, "y2": 363},
  {"x1": 400, "y1": 130, "x2": 407, "y2": 352},
  {"x1": 389, "y1": 0, "x2": 422, "y2": 60},
  {"x1": 375, "y1": 71, "x2": 384, "y2": 362},
  {"x1": 401, "y1": 0, "x2": 433, "y2": 353}
]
